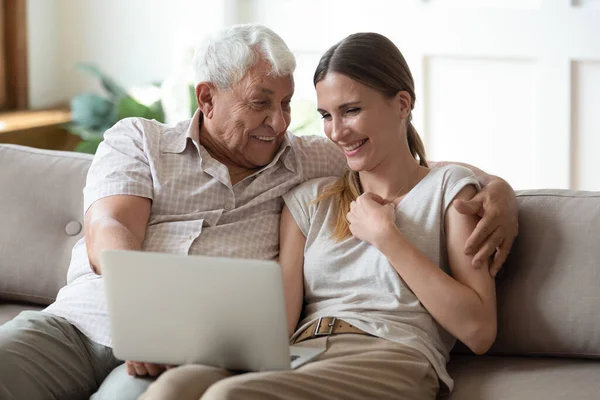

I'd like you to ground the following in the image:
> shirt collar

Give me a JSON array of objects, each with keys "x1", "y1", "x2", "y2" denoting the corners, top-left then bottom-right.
[
  {"x1": 160, "y1": 109, "x2": 202, "y2": 154},
  {"x1": 261, "y1": 132, "x2": 296, "y2": 174}
]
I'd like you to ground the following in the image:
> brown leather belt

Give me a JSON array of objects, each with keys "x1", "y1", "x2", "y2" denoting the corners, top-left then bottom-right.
[{"x1": 292, "y1": 317, "x2": 369, "y2": 345}]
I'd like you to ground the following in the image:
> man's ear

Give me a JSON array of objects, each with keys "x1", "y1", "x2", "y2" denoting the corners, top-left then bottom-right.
[
  {"x1": 395, "y1": 90, "x2": 412, "y2": 119},
  {"x1": 196, "y1": 82, "x2": 216, "y2": 118}
]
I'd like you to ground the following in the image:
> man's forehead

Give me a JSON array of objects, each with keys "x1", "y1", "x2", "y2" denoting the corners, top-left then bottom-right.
[
  {"x1": 259, "y1": 87, "x2": 275, "y2": 95},
  {"x1": 241, "y1": 73, "x2": 294, "y2": 95}
]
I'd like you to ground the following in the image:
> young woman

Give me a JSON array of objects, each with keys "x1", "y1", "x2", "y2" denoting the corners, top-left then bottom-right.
[
  {"x1": 140, "y1": 32, "x2": 496, "y2": 400},
  {"x1": 278, "y1": 32, "x2": 497, "y2": 398}
]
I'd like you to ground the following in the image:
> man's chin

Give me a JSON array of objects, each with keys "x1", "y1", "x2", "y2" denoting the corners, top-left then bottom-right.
[
  {"x1": 249, "y1": 155, "x2": 277, "y2": 168},
  {"x1": 247, "y1": 144, "x2": 281, "y2": 166}
]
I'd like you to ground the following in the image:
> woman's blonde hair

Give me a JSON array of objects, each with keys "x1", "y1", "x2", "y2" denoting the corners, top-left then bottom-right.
[{"x1": 313, "y1": 33, "x2": 428, "y2": 241}]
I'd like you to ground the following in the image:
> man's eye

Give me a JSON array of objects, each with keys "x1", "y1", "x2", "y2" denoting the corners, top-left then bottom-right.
[
  {"x1": 320, "y1": 113, "x2": 331, "y2": 120},
  {"x1": 282, "y1": 101, "x2": 291, "y2": 109},
  {"x1": 253, "y1": 101, "x2": 268, "y2": 107}
]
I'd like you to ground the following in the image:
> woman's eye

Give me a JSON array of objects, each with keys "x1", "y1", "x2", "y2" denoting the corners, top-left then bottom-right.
[
  {"x1": 320, "y1": 113, "x2": 331, "y2": 120},
  {"x1": 346, "y1": 108, "x2": 360, "y2": 115}
]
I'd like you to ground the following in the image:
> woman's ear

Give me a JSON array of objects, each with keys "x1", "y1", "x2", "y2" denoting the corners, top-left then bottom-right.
[
  {"x1": 395, "y1": 91, "x2": 412, "y2": 119},
  {"x1": 196, "y1": 82, "x2": 215, "y2": 118}
]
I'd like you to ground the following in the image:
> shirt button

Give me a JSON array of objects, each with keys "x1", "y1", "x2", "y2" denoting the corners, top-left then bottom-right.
[
  {"x1": 224, "y1": 202, "x2": 234, "y2": 210},
  {"x1": 188, "y1": 235, "x2": 193, "y2": 240}
]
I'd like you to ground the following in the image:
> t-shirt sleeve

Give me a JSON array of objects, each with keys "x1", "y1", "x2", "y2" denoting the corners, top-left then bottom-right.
[
  {"x1": 282, "y1": 178, "x2": 328, "y2": 237},
  {"x1": 441, "y1": 165, "x2": 481, "y2": 212},
  {"x1": 83, "y1": 118, "x2": 154, "y2": 213}
]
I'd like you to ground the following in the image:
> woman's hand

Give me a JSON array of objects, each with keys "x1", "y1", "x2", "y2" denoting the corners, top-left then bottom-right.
[
  {"x1": 347, "y1": 192, "x2": 398, "y2": 249},
  {"x1": 453, "y1": 177, "x2": 519, "y2": 277}
]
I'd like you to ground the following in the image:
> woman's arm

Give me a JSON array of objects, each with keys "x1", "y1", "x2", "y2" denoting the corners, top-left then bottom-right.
[
  {"x1": 381, "y1": 186, "x2": 496, "y2": 354},
  {"x1": 348, "y1": 189, "x2": 497, "y2": 354},
  {"x1": 430, "y1": 161, "x2": 519, "y2": 276},
  {"x1": 279, "y1": 205, "x2": 306, "y2": 337}
]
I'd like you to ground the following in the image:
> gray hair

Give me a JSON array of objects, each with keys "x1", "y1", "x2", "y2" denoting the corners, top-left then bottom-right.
[{"x1": 193, "y1": 24, "x2": 296, "y2": 88}]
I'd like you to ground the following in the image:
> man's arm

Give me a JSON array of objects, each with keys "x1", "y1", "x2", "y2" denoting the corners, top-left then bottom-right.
[
  {"x1": 84, "y1": 195, "x2": 151, "y2": 275},
  {"x1": 85, "y1": 194, "x2": 167, "y2": 377},
  {"x1": 429, "y1": 161, "x2": 519, "y2": 277}
]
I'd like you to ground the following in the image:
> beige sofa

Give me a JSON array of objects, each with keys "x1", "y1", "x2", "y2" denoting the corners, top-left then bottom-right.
[{"x1": 1, "y1": 143, "x2": 599, "y2": 399}]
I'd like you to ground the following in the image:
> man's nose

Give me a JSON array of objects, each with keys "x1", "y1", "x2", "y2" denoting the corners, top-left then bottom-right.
[{"x1": 266, "y1": 107, "x2": 287, "y2": 133}]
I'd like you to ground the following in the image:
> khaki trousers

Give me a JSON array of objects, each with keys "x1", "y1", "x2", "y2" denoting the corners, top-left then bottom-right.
[
  {"x1": 140, "y1": 334, "x2": 440, "y2": 400},
  {"x1": 0, "y1": 311, "x2": 153, "y2": 400}
]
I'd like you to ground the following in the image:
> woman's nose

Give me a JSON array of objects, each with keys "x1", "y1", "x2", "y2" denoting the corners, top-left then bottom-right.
[{"x1": 329, "y1": 118, "x2": 347, "y2": 142}]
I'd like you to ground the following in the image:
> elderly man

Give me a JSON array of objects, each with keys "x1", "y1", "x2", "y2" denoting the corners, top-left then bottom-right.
[{"x1": 0, "y1": 24, "x2": 517, "y2": 400}]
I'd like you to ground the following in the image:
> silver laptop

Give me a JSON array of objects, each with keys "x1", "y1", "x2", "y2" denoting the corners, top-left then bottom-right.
[{"x1": 101, "y1": 250, "x2": 324, "y2": 371}]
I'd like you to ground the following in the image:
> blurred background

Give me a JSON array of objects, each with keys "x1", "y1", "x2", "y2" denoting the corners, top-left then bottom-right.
[{"x1": 1, "y1": 0, "x2": 599, "y2": 190}]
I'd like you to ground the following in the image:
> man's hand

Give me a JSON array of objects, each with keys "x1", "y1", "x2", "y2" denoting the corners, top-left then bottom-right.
[
  {"x1": 125, "y1": 360, "x2": 172, "y2": 377},
  {"x1": 347, "y1": 192, "x2": 398, "y2": 249},
  {"x1": 453, "y1": 178, "x2": 519, "y2": 277}
]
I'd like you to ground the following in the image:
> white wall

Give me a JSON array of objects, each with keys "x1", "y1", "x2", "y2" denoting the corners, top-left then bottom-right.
[
  {"x1": 27, "y1": 0, "x2": 231, "y2": 109},
  {"x1": 240, "y1": 0, "x2": 600, "y2": 191},
  {"x1": 26, "y1": 0, "x2": 600, "y2": 190}
]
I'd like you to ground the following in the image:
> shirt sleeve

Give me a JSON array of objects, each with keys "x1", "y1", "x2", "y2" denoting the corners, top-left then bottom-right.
[
  {"x1": 323, "y1": 139, "x2": 347, "y2": 177},
  {"x1": 83, "y1": 118, "x2": 154, "y2": 213},
  {"x1": 441, "y1": 165, "x2": 481, "y2": 212},
  {"x1": 282, "y1": 178, "x2": 331, "y2": 237},
  {"x1": 294, "y1": 135, "x2": 347, "y2": 181}
]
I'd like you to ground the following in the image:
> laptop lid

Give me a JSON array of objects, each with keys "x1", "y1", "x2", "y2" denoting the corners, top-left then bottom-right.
[{"x1": 102, "y1": 250, "x2": 292, "y2": 371}]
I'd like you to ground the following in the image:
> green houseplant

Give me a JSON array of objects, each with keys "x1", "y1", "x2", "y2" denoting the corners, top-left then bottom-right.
[{"x1": 69, "y1": 64, "x2": 189, "y2": 154}]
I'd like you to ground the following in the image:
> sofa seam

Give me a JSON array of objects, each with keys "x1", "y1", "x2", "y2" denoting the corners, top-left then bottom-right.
[
  {"x1": 0, "y1": 289, "x2": 55, "y2": 303},
  {"x1": 0, "y1": 145, "x2": 93, "y2": 162},
  {"x1": 491, "y1": 351, "x2": 600, "y2": 358},
  {"x1": 517, "y1": 193, "x2": 600, "y2": 199}
]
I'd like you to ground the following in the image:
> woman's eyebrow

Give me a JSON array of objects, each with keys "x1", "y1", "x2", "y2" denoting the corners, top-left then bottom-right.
[
  {"x1": 317, "y1": 101, "x2": 361, "y2": 113},
  {"x1": 338, "y1": 101, "x2": 360, "y2": 109}
]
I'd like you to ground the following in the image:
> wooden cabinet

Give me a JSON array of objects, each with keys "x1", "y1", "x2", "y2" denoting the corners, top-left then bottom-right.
[{"x1": 0, "y1": 110, "x2": 81, "y2": 151}]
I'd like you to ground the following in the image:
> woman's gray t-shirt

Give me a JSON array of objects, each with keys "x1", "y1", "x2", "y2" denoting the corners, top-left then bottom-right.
[{"x1": 282, "y1": 165, "x2": 480, "y2": 391}]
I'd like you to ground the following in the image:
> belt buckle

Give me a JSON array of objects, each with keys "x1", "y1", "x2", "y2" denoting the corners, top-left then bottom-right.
[{"x1": 314, "y1": 317, "x2": 337, "y2": 337}]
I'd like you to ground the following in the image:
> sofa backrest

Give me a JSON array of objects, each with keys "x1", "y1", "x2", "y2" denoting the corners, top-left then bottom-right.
[
  {"x1": 0, "y1": 144, "x2": 93, "y2": 305},
  {"x1": 486, "y1": 189, "x2": 600, "y2": 358},
  {"x1": 1, "y1": 144, "x2": 599, "y2": 358}
]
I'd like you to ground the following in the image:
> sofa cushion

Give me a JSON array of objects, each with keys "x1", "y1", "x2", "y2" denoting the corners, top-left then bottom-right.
[
  {"x1": 0, "y1": 303, "x2": 44, "y2": 326},
  {"x1": 489, "y1": 190, "x2": 600, "y2": 358},
  {"x1": 447, "y1": 355, "x2": 600, "y2": 399},
  {"x1": 0, "y1": 145, "x2": 92, "y2": 305}
]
